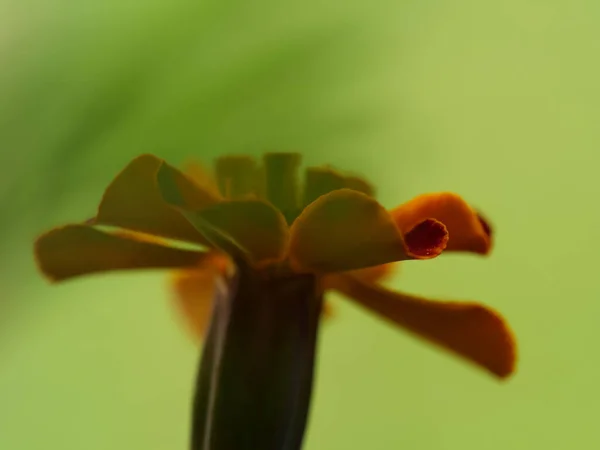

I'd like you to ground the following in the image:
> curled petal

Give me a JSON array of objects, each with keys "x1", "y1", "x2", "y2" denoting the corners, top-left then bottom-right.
[
  {"x1": 477, "y1": 212, "x2": 493, "y2": 239},
  {"x1": 329, "y1": 274, "x2": 516, "y2": 378},
  {"x1": 404, "y1": 219, "x2": 449, "y2": 258},
  {"x1": 390, "y1": 192, "x2": 492, "y2": 254},
  {"x1": 158, "y1": 162, "x2": 290, "y2": 265},
  {"x1": 289, "y1": 189, "x2": 448, "y2": 273},
  {"x1": 35, "y1": 225, "x2": 207, "y2": 282},
  {"x1": 93, "y1": 155, "x2": 220, "y2": 244}
]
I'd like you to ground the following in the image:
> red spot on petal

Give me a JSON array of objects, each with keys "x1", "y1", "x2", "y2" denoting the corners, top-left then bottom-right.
[{"x1": 404, "y1": 219, "x2": 449, "y2": 258}]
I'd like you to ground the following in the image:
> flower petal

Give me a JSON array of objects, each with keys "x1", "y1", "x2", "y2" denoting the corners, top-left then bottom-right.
[
  {"x1": 158, "y1": 162, "x2": 290, "y2": 265},
  {"x1": 321, "y1": 300, "x2": 335, "y2": 319},
  {"x1": 215, "y1": 155, "x2": 258, "y2": 199},
  {"x1": 183, "y1": 160, "x2": 224, "y2": 200},
  {"x1": 302, "y1": 166, "x2": 347, "y2": 206},
  {"x1": 303, "y1": 167, "x2": 375, "y2": 207},
  {"x1": 289, "y1": 189, "x2": 448, "y2": 273},
  {"x1": 93, "y1": 155, "x2": 220, "y2": 244},
  {"x1": 35, "y1": 225, "x2": 207, "y2": 282},
  {"x1": 390, "y1": 192, "x2": 492, "y2": 254},
  {"x1": 263, "y1": 153, "x2": 302, "y2": 219},
  {"x1": 330, "y1": 274, "x2": 516, "y2": 378},
  {"x1": 171, "y1": 271, "x2": 215, "y2": 338},
  {"x1": 344, "y1": 175, "x2": 375, "y2": 197},
  {"x1": 171, "y1": 252, "x2": 231, "y2": 339},
  {"x1": 343, "y1": 263, "x2": 397, "y2": 284}
]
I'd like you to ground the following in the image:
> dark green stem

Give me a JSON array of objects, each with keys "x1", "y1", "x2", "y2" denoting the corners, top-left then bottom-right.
[{"x1": 191, "y1": 263, "x2": 323, "y2": 450}]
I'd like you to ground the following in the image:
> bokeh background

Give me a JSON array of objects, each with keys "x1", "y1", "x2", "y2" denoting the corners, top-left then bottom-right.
[{"x1": 1, "y1": 0, "x2": 598, "y2": 448}]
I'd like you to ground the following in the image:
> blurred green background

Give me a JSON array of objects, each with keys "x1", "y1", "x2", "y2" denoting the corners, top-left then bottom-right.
[{"x1": 1, "y1": 0, "x2": 597, "y2": 448}]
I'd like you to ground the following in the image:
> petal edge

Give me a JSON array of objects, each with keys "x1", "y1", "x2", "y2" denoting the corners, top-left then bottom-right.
[
  {"x1": 289, "y1": 189, "x2": 447, "y2": 273},
  {"x1": 330, "y1": 274, "x2": 516, "y2": 378},
  {"x1": 35, "y1": 225, "x2": 207, "y2": 282}
]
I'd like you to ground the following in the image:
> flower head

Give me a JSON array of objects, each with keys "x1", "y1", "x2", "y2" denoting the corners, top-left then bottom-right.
[
  {"x1": 35, "y1": 152, "x2": 513, "y2": 376},
  {"x1": 34, "y1": 152, "x2": 516, "y2": 449}
]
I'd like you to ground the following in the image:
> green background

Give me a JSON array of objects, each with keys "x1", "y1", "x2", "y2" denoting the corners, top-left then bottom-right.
[{"x1": 1, "y1": 0, "x2": 597, "y2": 448}]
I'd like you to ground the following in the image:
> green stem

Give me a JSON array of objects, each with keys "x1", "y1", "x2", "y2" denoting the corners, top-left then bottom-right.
[{"x1": 191, "y1": 263, "x2": 323, "y2": 450}]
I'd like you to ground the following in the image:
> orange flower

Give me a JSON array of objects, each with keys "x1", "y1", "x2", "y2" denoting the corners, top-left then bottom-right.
[
  {"x1": 33, "y1": 153, "x2": 515, "y2": 449},
  {"x1": 35, "y1": 153, "x2": 514, "y2": 378}
]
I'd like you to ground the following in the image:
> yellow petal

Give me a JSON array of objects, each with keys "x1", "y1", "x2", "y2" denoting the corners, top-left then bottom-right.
[
  {"x1": 34, "y1": 225, "x2": 207, "y2": 282},
  {"x1": 330, "y1": 274, "x2": 516, "y2": 378},
  {"x1": 93, "y1": 155, "x2": 220, "y2": 244},
  {"x1": 289, "y1": 189, "x2": 448, "y2": 273},
  {"x1": 158, "y1": 162, "x2": 290, "y2": 265},
  {"x1": 171, "y1": 252, "x2": 231, "y2": 339},
  {"x1": 390, "y1": 192, "x2": 492, "y2": 254}
]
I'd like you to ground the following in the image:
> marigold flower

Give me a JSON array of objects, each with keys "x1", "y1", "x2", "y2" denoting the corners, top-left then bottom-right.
[{"x1": 34, "y1": 153, "x2": 516, "y2": 450}]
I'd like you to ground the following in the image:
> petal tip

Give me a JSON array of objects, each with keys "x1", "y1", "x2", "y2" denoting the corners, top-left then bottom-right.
[
  {"x1": 495, "y1": 329, "x2": 518, "y2": 380},
  {"x1": 156, "y1": 161, "x2": 185, "y2": 207},
  {"x1": 477, "y1": 307, "x2": 517, "y2": 379},
  {"x1": 33, "y1": 228, "x2": 67, "y2": 283},
  {"x1": 477, "y1": 214, "x2": 493, "y2": 238},
  {"x1": 404, "y1": 219, "x2": 449, "y2": 259},
  {"x1": 392, "y1": 193, "x2": 493, "y2": 256},
  {"x1": 476, "y1": 213, "x2": 494, "y2": 255}
]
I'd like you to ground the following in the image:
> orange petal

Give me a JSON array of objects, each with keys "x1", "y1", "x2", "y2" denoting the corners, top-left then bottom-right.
[
  {"x1": 35, "y1": 225, "x2": 207, "y2": 282},
  {"x1": 329, "y1": 274, "x2": 516, "y2": 378},
  {"x1": 289, "y1": 189, "x2": 448, "y2": 273},
  {"x1": 93, "y1": 155, "x2": 220, "y2": 244},
  {"x1": 344, "y1": 263, "x2": 397, "y2": 284},
  {"x1": 321, "y1": 300, "x2": 335, "y2": 319},
  {"x1": 390, "y1": 192, "x2": 492, "y2": 254},
  {"x1": 322, "y1": 264, "x2": 397, "y2": 290},
  {"x1": 171, "y1": 253, "x2": 231, "y2": 339}
]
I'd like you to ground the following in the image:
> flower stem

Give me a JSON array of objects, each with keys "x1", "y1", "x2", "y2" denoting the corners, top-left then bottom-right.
[{"x1": 191, "y1": 263, "x2": 323, "y2": 450}]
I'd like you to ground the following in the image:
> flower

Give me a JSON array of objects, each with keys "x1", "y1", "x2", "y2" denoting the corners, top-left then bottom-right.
[{"x1": 33, "y1": 152, "x2": 516, "y2": 450}]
